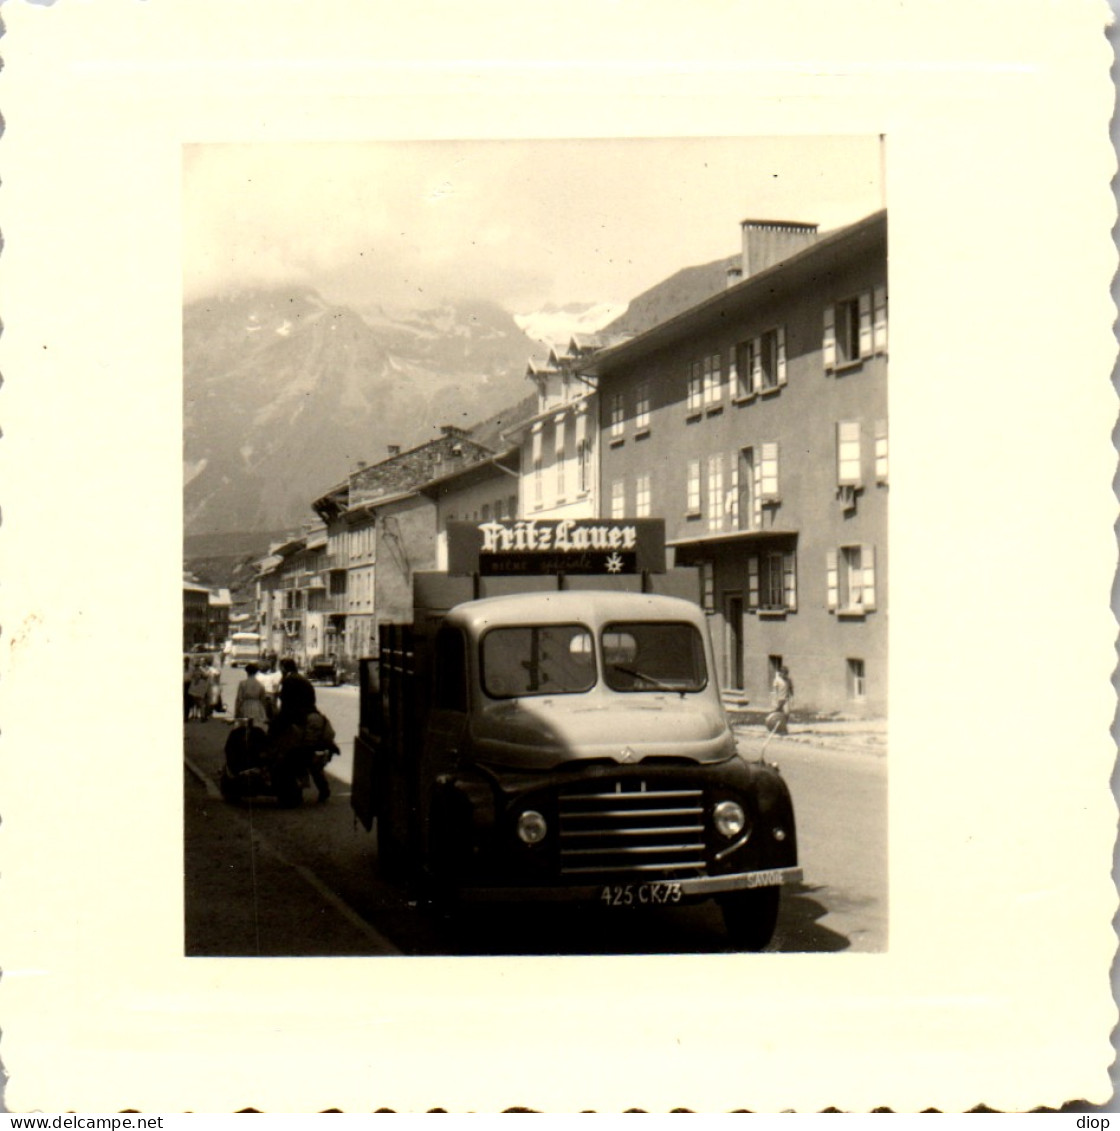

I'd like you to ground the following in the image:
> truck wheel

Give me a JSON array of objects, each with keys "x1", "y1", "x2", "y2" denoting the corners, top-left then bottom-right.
[{"x1": 721, "y1": 887, "x2": 781, "y2": 951}]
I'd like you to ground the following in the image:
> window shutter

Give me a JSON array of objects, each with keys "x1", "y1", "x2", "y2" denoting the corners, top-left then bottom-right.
[
  {"x1": 862, "y1": 544, "x2": 877, "y2": 610},
  {"x1": 555, "y1": 416, "x2": 566, "y2": 457},
  {"x1": 747, "y1": 556, "x2": 759, "y2": 610},
  {"x1": 751, "y1": 338, "x2": 762, "y2": 393},
  {"x1": 575, "y1": 407, "x2": 587, "y2": 448},
  {"x1": 776, "y1": 326, "x2": 787, "y2": 386},
  {"x1": 823, "y1": 307, "x2": 836, "y2": 370},
  {"x1": 784, "y1": 552, "x2": 797, "y2": 611},
  {"x1": 858, "y1": 292, "x2": 873, "y2": 358},
  {"x1": 875, "y1": 419, "x2": 888, "y2": 483},
  {"x1": 728, "y1": 460, "x2": 739, "y2": 523},
  {"x1": 873, "y1": 286, "x2": 888, "y2": 354},
  {"x1": 826, "y1": 550, "x2": 839, "y2": 611},
  {"x1": 531, "y1": 425, "x2": 543, "y2": 463}
]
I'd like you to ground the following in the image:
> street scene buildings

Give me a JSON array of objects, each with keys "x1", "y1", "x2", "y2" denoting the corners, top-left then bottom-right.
[{"x1": 237, "y1": 208, "x2": 887, "y2": 716}]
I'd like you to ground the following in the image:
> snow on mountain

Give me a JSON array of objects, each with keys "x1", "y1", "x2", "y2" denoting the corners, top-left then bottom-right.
[
  {"x1": 513, "y1": 301, "x2": 625, "y2": 349},
  {"x1": 183, "y1": 288, "x2": 540, "y2": 536}
]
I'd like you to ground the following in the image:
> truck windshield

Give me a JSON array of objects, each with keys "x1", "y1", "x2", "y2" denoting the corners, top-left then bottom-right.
[
  {"x1": 601, "y1": 621, "x2": 707, "y2": 693},
  {"x1": 481, "y1": 624, "x2": 596, "y2": 698}
]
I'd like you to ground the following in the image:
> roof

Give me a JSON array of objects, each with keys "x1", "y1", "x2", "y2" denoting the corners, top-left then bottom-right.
[
  {"x1": 417, "y1": 449, "x2": 521, "y2": 498},
  {"x1": 582, "y1": 209, "x2": 887, "y2": 379},
  {"x1": 445, "y1": 590, "x2": 706, "y2": 634}
]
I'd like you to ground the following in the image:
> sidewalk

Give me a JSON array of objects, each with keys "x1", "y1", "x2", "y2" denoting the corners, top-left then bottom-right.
[
  {"x1": 728, "y1": 708, "x2": 888, "y2": 756},
  {"x1": 183, "y1": 720, "x2": 397, "y2": 956}
]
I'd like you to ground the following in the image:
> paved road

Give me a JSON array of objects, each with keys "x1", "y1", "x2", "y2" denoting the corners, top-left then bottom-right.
[{"x1": 188, "y1": 666, "x2": 887, "y2": 955}]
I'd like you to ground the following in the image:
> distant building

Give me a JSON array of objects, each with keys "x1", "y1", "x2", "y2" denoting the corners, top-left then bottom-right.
[
  {"x1": 183, "y1": 580, "x2": 210, "y2": 650},
  {"x1": 504, "y1": 335, "x2": 625, "y2": 522},
  {"x1": 582, "y1": 211, "x2": 888, "y2": 714},
  {"x1": 310, "y1": 426, "x2": 497, "y2": 659},
  {"x1": 206, "y1": 588, "x2": 232, "y2": 647},
  {"x1": 418, "y1": 446, "x2": 522, "y2": 570}
]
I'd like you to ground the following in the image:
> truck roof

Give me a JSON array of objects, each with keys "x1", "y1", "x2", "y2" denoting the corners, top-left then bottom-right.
[{"x1": 444, "y1": 589, "x2": 706, "y2": 633}]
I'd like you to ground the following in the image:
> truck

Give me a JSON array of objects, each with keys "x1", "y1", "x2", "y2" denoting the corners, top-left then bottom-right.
[
  {"x1": 349, "y1": 519, "x2": 801, "y2": 950},
  {"x1": 227, "y1": 631, "x2": 262, "y2": 667}
]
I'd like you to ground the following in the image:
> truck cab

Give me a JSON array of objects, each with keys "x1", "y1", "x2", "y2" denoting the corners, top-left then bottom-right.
[{"x1": 352, "y1": 586, "x2": 801, "y2": 950}]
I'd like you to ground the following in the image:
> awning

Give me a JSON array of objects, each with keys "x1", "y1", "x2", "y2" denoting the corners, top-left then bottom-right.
[{"x1": 668, "y1": 528, "x2": 798, "y2": 554}]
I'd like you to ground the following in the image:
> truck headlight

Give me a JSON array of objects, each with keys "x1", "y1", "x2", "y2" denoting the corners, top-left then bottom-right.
[
  {"x1": 517, "y1": 809, "x2": 548, "y2": 845},
  {"x1": 713, "y1": 800, "x2": 746, "y2": 838}
]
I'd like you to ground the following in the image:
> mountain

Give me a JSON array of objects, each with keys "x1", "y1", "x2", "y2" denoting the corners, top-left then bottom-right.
[{"x1": 183, "y1": 289, "x2": 543, "y2": 536}]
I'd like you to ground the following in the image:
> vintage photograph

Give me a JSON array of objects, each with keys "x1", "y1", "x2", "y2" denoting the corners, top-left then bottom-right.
[
  {"x1": 3, "y1": 0, "x2": 1114, "y2": 1113},
  {"x1": 182, "y1": 137, "x2": 889, "y2": 957}
]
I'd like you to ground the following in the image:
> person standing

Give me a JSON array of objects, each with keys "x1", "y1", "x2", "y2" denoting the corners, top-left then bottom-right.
[
  {"x1": 769, "y1": 665, "x2": 794, "y2": 735},
  {"x1": 188, "y1": 660, "x2": 211, "y2": 721},
  {"x1": 233, "y1": 662, "x2": 271, "y2": 726}
]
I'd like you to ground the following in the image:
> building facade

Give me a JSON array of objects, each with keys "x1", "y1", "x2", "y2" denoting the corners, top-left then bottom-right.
[
  {"x1": 506, "y1": 338, "x2": 612, "y2": 523},
  {"x1": 585, "y1": 211, "x2": 888, "y2": 715},
  {"x1": 310, "y1": 426, "x2": 496, "y2": 659}
]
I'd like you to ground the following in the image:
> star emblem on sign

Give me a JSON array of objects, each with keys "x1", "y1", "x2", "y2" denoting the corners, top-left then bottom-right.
[{"x1": 604, "y1": 552, "x2": 624, "y2": 573}]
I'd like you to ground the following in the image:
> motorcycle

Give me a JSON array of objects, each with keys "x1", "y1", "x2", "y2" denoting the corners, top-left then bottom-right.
[{"x1": 219, "y1": 712, "x2": 339, "y2": 807}]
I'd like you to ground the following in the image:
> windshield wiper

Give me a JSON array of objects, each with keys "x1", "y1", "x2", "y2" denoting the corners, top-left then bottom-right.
[{"x1": 610, "y1": 665, "x2": 685, "y2": 695}]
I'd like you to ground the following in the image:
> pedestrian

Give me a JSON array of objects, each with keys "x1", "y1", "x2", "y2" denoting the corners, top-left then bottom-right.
[
  {"x1": 233, "y1": 662, "x2": 271, "y2": 726},
  {"x1": 270, "y1": 658, "x2": 334, "y2": 803},
  {"x1": 257, "y1": 657, "x2": 283, "y2": 716},
  {"x1": 276, "y1": 657, "x2": 317, "y2": 726},
  {"x1": 206, "y1": 656, "x2": 224, "y2": 716},
  {"x1": 768, "y1": 664, "x2": 794, "y2": 735},
  {"x1": 188, "y1": 660, "x2": 211, "y2": 721}
]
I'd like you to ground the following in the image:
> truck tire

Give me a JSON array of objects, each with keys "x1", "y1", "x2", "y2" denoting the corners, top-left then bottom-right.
[{"x1": 720, "y1": 886, "x2": 781, "y2": 951}]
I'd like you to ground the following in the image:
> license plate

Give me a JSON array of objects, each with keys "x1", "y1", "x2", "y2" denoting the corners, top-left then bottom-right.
[
  {"x1": 743, "y1": 869, "x2": 787, "y2": 888},
  {"x1": 599, "y1": 881, "x2": 682, "y2": 907}
]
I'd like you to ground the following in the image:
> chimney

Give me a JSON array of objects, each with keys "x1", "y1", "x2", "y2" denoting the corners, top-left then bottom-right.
[
  {"x1": 740, "y1": 219, "x2": 819, "y2": 279},
  {"x1": 387, "y1": 444, "x2": 401, "y2": 458},
  {"x1": 726, "y1": 264, "x2": 743, "y2": 289}
]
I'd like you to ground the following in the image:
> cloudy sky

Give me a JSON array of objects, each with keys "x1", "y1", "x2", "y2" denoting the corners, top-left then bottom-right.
[{"x1": 183, "y1": 136, "x2": 884, "y2": 325}]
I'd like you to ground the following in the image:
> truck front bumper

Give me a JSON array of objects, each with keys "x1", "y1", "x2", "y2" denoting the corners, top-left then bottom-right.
[{"x1": 453, "y1": 865, "x2": 803, "y2": 905}]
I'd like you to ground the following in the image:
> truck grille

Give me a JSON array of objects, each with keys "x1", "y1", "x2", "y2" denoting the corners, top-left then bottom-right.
[{"x1": 557, "y1": 780, "x2": 708, "y2": 877}]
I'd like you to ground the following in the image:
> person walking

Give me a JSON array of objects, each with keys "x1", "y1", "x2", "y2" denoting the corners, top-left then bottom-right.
[
  {"x1": 769, "y1": 664, "x2": 794, "y2": 735},
  {"x1": 233, "y1": 662, "x2": 271, "y2": 726}
]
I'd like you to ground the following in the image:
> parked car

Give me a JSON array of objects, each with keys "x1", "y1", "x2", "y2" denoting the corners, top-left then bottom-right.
[{"x1": 307, "y1": 654, "x2": 342, "y2": 685}]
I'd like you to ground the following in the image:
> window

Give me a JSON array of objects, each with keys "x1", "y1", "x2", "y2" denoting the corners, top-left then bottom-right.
[
  {"x1": 837, "y1": 421, "x2": 862, "y2": 487},
  {"x1": 610, "y1": 392, "x2": 625, "y2": 440},
  {"x1": 611, "y1": 478, "x2": 625, "y2": 520},
  {"x1": 555, "y1": 418, "x2": 566, "y2": 498},
  {"x1": 575, "y1": 410, "x2": 590, "y2": 494},
  {"x1": 827, "y1": 545, "x2": 877, "y2": 613},
  {"x1": 686, "y1": 459, "x2": 701, "y2": 516},
  {"x1": 737, "y1": 442, "x2": 780, "y2": 530},
  {"x1": 531, "y1": 425, "x2": 543, "y2": 507},
  {"x1": 875, "y1": 419, "x2": 888, "y2": 484},
  {"x1": 824, "y1": 288, "x2": 886, "y2": 370},
  {"x1": 635, "y1": 382, "x2": 651, "y2": 431},
  {"x1": 602, "y1": 622, "x2": 708, "y2": 693},
  {"x1": 707, "y1": 454, "x2": 724, "y2": 531},
  {"x1": 698, "y1": 561, "x2": 715, "y2": 613},
  {"x1": 702, "y1": 354, "x2": 723, "y2": 406},
  {"x1": 687, "y1": 364, "x2": 703, "y2": 415},
  {"x1": 481, "y1": 624, "x2": 596, "y2": 698},
  {"x1": 736, "y1": 329, "x2": 786, "y2": 396},
  {"x1": 847, "y1": 658, "x2": 866, "y2": 701},
  {"x1": 481, "y1": 503, "x2": 491, "y2": 522},
  {"x1": 747, "y1": 551, "x2": 797, "y2": 612},
  {"x1": 494, "y1": 498, "x2": 504, "y2": 521},
  {"x1": 635, "y1": 473, "x2": 651, "y2": 518},
  {"x1": 508, "y1": 494, "x2": 518, "y2": 519}
]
